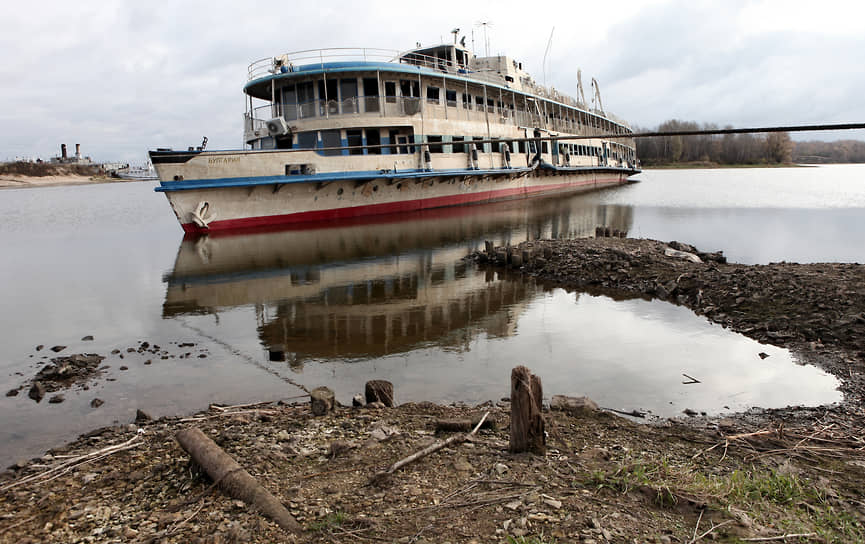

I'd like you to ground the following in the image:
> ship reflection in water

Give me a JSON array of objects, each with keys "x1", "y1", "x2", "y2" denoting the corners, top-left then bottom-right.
[
  {"x1": 164, "y1": 197, "x2": 630, "y2": 360},
  {"x1": 162, "y1": 194, "x2": 839, "y2": 417}
]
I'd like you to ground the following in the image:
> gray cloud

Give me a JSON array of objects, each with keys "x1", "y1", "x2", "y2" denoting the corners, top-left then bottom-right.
[{"x1": 2, "y1": 0, "x2": 862, "y2": 163}]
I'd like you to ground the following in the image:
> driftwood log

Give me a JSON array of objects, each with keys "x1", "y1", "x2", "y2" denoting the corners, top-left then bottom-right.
[
  {"x1": 175, "y1": 427, "x2": 301, "y2": 534},
  {"x1": 365, "y1": 380, "x2": 394, "y2": 407},
  {"x1": 435, "y1": 416, "x2": 499, "y2": 433},
  {"x1": 371, "y1": 411, "x2": 489, "y2": 484},
  {"x1": 509, "y1": 366, "x2": 546, "y2": 455}
]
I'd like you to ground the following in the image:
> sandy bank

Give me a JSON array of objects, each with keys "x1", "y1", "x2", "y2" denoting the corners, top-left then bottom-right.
[{"x1": 0, "y1": 174, "x2": 133, "y2": 189}]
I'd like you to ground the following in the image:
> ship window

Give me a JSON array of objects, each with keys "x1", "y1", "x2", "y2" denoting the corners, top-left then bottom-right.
[
  {"x1": 281, "y1": 85, "x2": 297, "y2": 120},
  {"x1": 296, "y1": 131, "x2": 317, "y2": 149},
  {"x1": 320, "y1": 130, "x2": 342, "y2": 156},
  {"x1": 400, "y1": 80, "x2": 420, "y2": 98},
  {"x1": 366, "y1": 128, "x2": 381, "y2": 155},
  {"x1": 475, "y1": 95, "x2": 484, "y2": 111},
  {"x1": 384, "y1": 81, "x2": 397, "y2": 103},
  {"x1": 452, "y1": 136, "x2": 465, "y2": 154},
  {"x1": 346, "y1": 129, "x2": 363, "y2": 155},
  {"x1": 518, "y1": 140, "x2": 526, "y2": 154},
  {"x1": 462, "y1": 93, "x2": 471, "y2": 110},
  {"x1": 319, "y1": 79, "x2": 338, "y2": 115},
  {"x1": 541, "y1": 141, "x2": 549, "y2": 154},
  {"x1": 318, "y1": 79, "x2": 338, "y2": 102},
  {"x1": 363, "y1": 78, "x2": 379, "y2": 112},
  {"x1": 445, "y1": 90, "x2": 457, "y2": 107},
  {"x1": 427, "y1": 135, "x2": 443, "y2": 153},
  {"x1": 340, "y1": 79, "x2": 359, "y2": 114},
  {"x1": 426, "y1": 86, "x2": 440, "y2": 104},
  {"x1": 296, "y1": 81, "x2": 315, "y2": 118}
]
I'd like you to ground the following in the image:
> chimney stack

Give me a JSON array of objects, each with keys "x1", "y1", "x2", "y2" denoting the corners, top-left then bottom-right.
[
  {"x1": 75, "y1": 144, "x2": 81, "y2": 159},
  {"x1": 61, "y1": 144, "x2": 67, "y2": 160}
]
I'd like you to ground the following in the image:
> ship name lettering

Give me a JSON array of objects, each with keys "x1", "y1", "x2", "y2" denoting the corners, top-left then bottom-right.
[{"x1": 208, "y1": 157, "x2": 240, "y2": 165}]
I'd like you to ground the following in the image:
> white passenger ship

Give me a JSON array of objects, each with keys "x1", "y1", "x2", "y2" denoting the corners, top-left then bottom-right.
[{"x1": 150, "y1": 39, "x2": 639, "y2": 233}]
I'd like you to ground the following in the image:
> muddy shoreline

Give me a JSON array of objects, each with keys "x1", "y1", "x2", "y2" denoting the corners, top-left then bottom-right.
[{"x1": 2, "y1": 237, "x2": 865, "y2": 542}]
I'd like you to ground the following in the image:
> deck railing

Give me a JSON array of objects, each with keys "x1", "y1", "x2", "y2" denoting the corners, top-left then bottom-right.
[
  {"x1": 243, "y1": 95, "x2": 628, "y2": 140},
  {"x1": 248, "y1": 48, "x2": 401, "y2": 81},
  {"x1": 247, "y1": 47, "x2": 481, "y2": 82}
]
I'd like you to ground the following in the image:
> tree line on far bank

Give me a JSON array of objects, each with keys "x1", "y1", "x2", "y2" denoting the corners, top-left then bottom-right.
[{"x1": 634, "y1": 120, "x2": 865, "y2": 166}]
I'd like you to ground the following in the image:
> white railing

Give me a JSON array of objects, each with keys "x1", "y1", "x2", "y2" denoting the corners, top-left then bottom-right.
[
  {"x1": 248, "y1": 48, "x2": 402, "y2": 81},
  {"x1": 247, "y1": 47, "x2": 484, "y2": 82}
]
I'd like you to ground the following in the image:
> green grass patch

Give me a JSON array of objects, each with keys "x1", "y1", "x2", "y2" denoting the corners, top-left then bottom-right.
[{"x1": 308, "y1": 510, "x2": 347, "y2": 532}]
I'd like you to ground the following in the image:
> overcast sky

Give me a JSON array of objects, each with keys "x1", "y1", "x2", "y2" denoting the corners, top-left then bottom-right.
[{"x1": 3, "y1": 0, "x2": 864, "y2": 163}]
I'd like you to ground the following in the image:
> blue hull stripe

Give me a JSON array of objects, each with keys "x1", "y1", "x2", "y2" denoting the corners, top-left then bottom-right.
[{"x1": 154, "y1": 166, "x2": 546, "y2": 192}]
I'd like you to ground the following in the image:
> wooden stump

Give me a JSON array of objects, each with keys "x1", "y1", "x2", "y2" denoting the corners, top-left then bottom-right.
[
  {"x1": 268, "y1": 344, "x2": 285, "y2": 362},
  {"x1": 365, "y1": 380, "x2": 394, "y2": 407},
  {"x1": 509, "y1": 366, "x2": 546, "y2": 455},
  {"x1": 310, "y1": 386, "x2": 335, "y2": 416}
]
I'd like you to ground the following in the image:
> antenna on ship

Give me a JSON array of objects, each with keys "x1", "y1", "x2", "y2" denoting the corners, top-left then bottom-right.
[
  {"x1": 576, "y1": 69, "x2": 587, "y2": 108},
  {"x1": 451, "y1": 28, "x2": 460, "y2": 44},
  {"x1": 591, "y1": 77, "x2": 605, "y2": 115},
  {"x1": 475, "y1": 20, "x2": 492, "y2": 56},
  {"x1": 542, "y1": 26, "x2": 555, "y2": 88}
]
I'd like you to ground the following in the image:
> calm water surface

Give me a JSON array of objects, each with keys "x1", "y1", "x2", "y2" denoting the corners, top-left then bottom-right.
[{"x1": 1, "y1": 165, "x2": 862, "y2": 465}]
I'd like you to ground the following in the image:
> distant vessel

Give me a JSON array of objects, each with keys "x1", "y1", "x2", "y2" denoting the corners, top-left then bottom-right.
[
  {"x1": 150, "y1": 38, "x2": 639, "y2": 233},
  {"x1": 113, "y1": 163, "x2": 157, "y2": 181}
]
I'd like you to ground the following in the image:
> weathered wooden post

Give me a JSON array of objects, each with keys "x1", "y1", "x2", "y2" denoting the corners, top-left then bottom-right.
[
  {"x1": 310, "y1": 386, "x2": 335, "y2": 416},
  {"x1": 509, "y1": 366, "x2": 545, "y2": 455},
  {"x1": 511, "y1": 251, "x2": 523, "y2": 268},
  {"x1": 365, "y1": 380, "x2": 394, "y2": 407}
]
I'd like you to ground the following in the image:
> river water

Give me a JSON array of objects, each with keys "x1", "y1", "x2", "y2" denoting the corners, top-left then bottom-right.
[{"x1": 1, "y1": 165, "x2": 862, "y2": 466}]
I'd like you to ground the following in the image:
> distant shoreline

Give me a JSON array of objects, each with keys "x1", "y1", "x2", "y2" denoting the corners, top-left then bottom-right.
[
  {"x1": 0, "y1": 175, "x2": 148, "y2": 190},
  {"x1": 640, "y1": 161, "x2": 809, "y2": 169}
]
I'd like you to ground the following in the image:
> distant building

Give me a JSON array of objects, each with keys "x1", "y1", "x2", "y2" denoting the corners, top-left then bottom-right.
[{"x1": 51, "y1": 143, "x2": 93, "y2": 165}]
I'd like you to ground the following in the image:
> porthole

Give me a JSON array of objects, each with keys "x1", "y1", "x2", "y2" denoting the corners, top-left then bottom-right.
[{"x1": 337, "y1": 188, "x2": 344, "y2": 195}]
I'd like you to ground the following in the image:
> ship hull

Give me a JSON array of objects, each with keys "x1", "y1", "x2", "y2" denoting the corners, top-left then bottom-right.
[{"x1": 159, "y1": 168, "x2": 632, "y2": 234}]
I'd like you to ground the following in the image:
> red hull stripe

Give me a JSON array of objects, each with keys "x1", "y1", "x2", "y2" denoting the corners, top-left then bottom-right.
[{"x1": 182, "y1": 176, "x2": 623, "y2": 233}]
